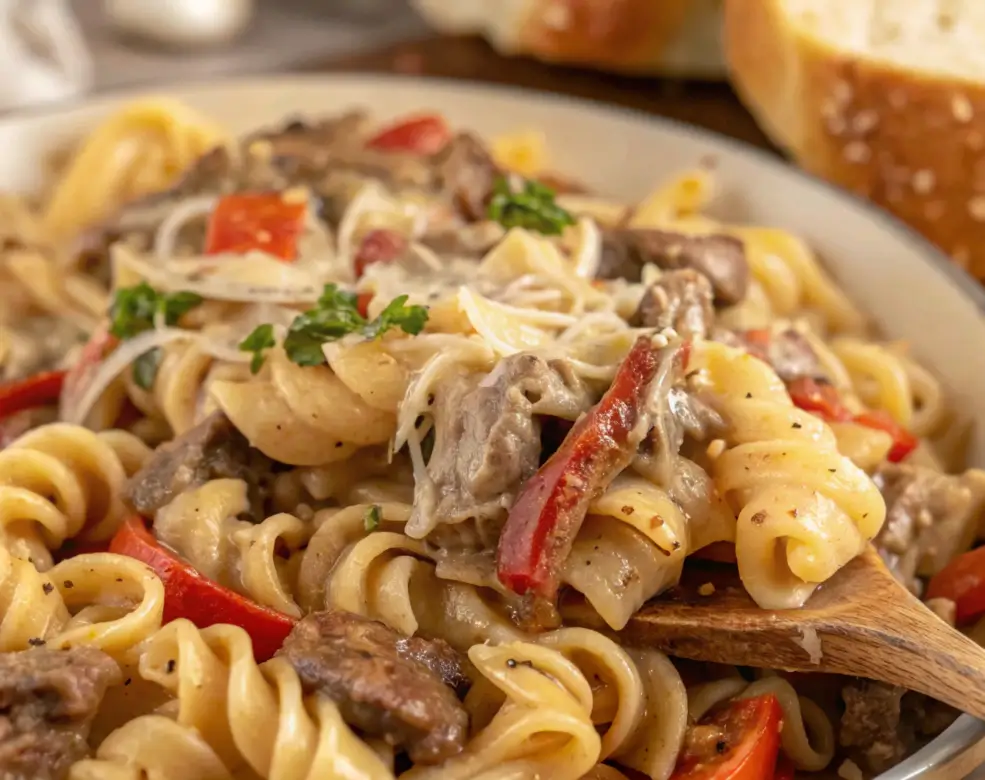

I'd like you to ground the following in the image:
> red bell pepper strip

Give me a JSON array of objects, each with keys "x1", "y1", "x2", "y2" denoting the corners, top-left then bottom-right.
[
  {"x1": 787, "y1": 377, "x2": 917, "y2": 462},
  {"x1": 366, "y1": 114, "x2": 451, "y2": 155},
  {"x1": 356, "y1": 292, "x2": 374, "y2": 319},
  {"x1": 110, "y1": 515, "x2": 296, "y2": 661},
  {"x1": 670, "y1": 694, "x2": 784, "y2": 780},
  {"x1": 926, "y1": 545, "x2": 985, "y2": 625},
  {"x1": 353, "y1": 229, "x2": 408, "y2": 279},
  {"x1": 205, "y1": 192, "x2": 307, "y2": 262},
  {"x1": 0, "y1": 370, "x2": 66, "y2": 421},
  {"x1": 497, "y1": 336, "x2": 686, "y2": 598},
  {"x1": 786, "y1": 377, "x2": 852, "y2": 422},
  {"x1": 852, "y1": 410, "x2": 919, "y2": 463}
]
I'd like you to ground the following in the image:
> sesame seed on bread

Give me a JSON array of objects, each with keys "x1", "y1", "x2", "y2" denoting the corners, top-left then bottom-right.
[{"x1": 724, "y1": 0, "x2": 985, "y2": 279}]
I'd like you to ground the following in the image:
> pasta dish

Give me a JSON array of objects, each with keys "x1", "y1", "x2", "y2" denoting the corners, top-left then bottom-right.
[{"x1": 0, "y1": 97, "x2": 982, "y2": 780}]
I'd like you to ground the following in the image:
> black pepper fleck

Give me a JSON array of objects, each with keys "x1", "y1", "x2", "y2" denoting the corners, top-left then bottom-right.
[
  {"x1": 124, "y1": 678, "x2": 132, "y2": 686},
  {"x1": 63, "y1": 580, "x2": 74, "y2": 589},
  {"x1": 716, "y1": 740, "x2": 728, "y2": 754},
  {"x1": 166, "y1": 659, "x2": 176, "y2": 674},
  {"x1": 506, "y1": 659, "x2": 517, "y2": 668},
  {"x1": 42, "y1": 582, "x2": 54, "y2": 595},
  {"x1": 28, "y1": 638, "x2": 45, "y2": 647}
]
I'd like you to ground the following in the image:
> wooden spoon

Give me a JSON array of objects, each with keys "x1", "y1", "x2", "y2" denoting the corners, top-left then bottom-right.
[{"x1": 564, "y1": 546, "x2": 985, "y2": 720}]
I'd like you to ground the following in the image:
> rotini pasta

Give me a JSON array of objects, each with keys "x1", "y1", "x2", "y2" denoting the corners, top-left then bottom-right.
[
  {"x1": 0, "y1": 546, "x2": 163, "y2": 659},
  {"x1": 694, "y1": 341, "x2": 886, "y2": 608},
  {"x1": 0, "y1": 424, "x2": 150, "y2": 568},
  {"x1": 73, "y1": 620, "x2": 391, "y2": 780}
]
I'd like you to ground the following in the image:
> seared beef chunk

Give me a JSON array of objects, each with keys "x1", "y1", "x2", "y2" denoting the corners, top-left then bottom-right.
[
  {"x1": 430, "y1": 133, "x2": 500, "y2": 221},
  {"x1": 715, "y1": 326, "x2": 824, "y2": 383},
  {"x1": 125, "y1": 411, "x2": 271, "y2": 519},
  {"x1": 0, "y1": 647, "x2": 120, "y2": 780},
  {"x1": 277, "y1": 610, "x2": 469, "y2": 764},
  {"x1": 873, "y1": 463, "x2": 985, "y2": 593},
  {"x1": 598, "y1": 229, "x2": 749, "y2": 305},
  {"x1": 840, "y1": 680, "x2": 910, "y2": 774},
  {"x1": 630, "y1": 269, "x2": 715, "y2": 338},
  {"x1": 414, "y1": 355, "x2": 593, "y2": 531}
]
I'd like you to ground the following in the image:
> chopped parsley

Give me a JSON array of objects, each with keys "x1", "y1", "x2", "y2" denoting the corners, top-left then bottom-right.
[
  {"x1": 108, "y1": 283, "x2": 203, "y2": 390},
  {"x1": 487, "y1": 176, "x2": 575, "y2": 235},
  {"x1": 239, "y1": 284, "x2": 428, "y2": 372},
  {"x1": 239, "y1": 323, "x2": 276, "y2": 374},
  {"x1": 364, "y1": 504, "x2": 382, "y2": 532}
]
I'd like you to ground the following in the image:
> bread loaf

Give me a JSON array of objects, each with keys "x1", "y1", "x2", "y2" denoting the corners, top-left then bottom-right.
[
  {"x1": 724, "y1": 0, "x2": 985, "y2": 279},
  {"x1": 412, "y1": 0, "x2": 726, "y2": 78}
]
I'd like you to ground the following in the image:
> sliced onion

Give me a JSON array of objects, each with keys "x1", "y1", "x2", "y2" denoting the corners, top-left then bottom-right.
[
  {"x1": 154, "y1": 194, "x2": 218, "y2": 261},
  {"x1": 61, "y1": 327, "x2": 196, "y2": 426},
  {"x1": 570, "y1": 216, "x2": 602, "y2": 279},
  {"x1": 113, "y1": 244, "x2": 322, "y2": 304}
]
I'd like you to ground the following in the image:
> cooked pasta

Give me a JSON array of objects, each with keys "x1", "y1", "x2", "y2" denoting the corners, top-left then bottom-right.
[
  {"x1": 695, "y1": 341, "x2": 886, "y2": 608},
  {"x1": 0, "y1": 424, "x2": 150, "y2": 568},
  {"x1": 0, "y1": 98, "x2": 974, "y2": 779},
  {"x1": 73, "y1": 620, "x2": 391, "y2": 780},
  {"x1": 0, "y1": 546, "x2": 163, "y2": 659}
]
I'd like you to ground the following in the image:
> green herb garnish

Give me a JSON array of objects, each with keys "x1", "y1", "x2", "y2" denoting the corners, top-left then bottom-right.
[
  {"x1": 239, "y1": 323, "x2": 276, "y2": 374},
  {"x1": 108, "y1": 283, "x2": 203, "y2": 389},
  {"x1": 109, "y1": 283, "x2": 203, "y2": 339},
  {"x1": 240, "y1": 284, "x2": 429, "y2": 369},
  {"x1": 487, "y1": 176, "x2": 575, "y2": 235},
  {"x1": 364, "y1": 504, "x2": 382, "y2": 532}
]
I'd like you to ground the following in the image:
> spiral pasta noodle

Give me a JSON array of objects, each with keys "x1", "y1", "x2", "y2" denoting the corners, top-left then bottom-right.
[
  {"x1": 0, "y1": 424, "x2": 151, "y2": 568},
  {"x1": 0, "y1": 546, "x2": 163, "y2": 660},
  {"x1": 72, "y1": 619, "x2": 392, "y2": 780},
  {"x1": 209, "y1": 348, "x2": 395, "y2": 466},
  {"x1": 405, "y1": 641, "x2": 602, "y2": 780},
  {"x1": 298, "y1": 503, "x2": 525, "y2": 650},
  {"x1": 694, "y1": 341, "x2": 886, "y2": 608},
  {"x1": 153, "y1": 479, "x2": 309, "y2": 617}
]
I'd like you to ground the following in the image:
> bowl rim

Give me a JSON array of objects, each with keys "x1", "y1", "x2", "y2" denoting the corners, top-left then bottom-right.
[{"x1": 9, "y1": 72, "x2": 985, "y2": 778}]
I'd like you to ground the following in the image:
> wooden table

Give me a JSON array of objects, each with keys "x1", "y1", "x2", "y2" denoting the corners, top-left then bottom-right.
[{"x1": 304, "y1": 34, "x2": 776, "y2": 152}]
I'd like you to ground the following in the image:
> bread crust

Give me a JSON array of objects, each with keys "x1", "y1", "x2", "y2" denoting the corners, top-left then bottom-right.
[{"x1": 725, "y1": 0, "x2": 985, "y2": 278}]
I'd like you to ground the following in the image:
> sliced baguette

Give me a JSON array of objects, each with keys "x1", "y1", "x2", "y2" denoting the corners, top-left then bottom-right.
[{"x1": 724, "y1": 0, "x2": 985, "y2": 279}]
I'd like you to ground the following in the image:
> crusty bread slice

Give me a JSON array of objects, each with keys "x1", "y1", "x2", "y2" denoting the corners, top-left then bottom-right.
[{"x1": 724, "y1": 0, "x2": 985, "y2": 279}]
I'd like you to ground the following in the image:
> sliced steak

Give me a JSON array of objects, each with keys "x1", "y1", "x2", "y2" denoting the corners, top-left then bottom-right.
[
  {"x1": 873, "y1": 464, "x2": 985, "y2": 593},
  {"x1": 629, "y1": 269, "x2": 715, "y2": 338},
  {"x1": 414, "y1": 354, "x2": 593, "y2": 533},
  {"x1": 430, "y1": 132, "x2": 500, "y2": 221},
  {"x1": 124, "y1": 410, "x2": 272, "y2": 520},
  {"x1": 715, "y1": 326, "x2": 824, "y2": 383},
  {"x1": 0, "y1": 646, "x2": 120, "y2": 780},
  {"x1": 598, "y1": 228, "x2": 749, "y2": 305},
  {"x1": 276, "y1": 610, "x2": 469, "y2": 764}
]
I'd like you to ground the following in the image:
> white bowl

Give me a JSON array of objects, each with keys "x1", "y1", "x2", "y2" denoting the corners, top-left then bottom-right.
[{"x1": 8, "y1": 74, "x2": 985, "y2": 777}]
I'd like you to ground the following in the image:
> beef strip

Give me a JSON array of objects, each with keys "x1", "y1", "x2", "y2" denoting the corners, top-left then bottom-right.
[
  {"x1": 714, "y1": 326, "x2": 825, "y2": 383},
  {"x1": 124, "y1": 410, "x2": 272, "y2": 520},
  {"x1": 429, "y1": 132, "x2": 500, "y2": 221},
  {"x1": 413, "y1": 354, "x2": 594, "y2": 532},
  {"x1": 0, "y1": 646, "x2": 120, "y2": 780},
  {"x1": 276, "y1": 610, "x2": 469, "y2": 764},
  {"x1": 873, "y1": 463, "x2": 985, "y2": 594},
  {"x1": 629, "y1": 268, "x2": 715, "y2": 339},
  {"x1": 598, "y1": 228, "x2": 749, "y2": 305}
]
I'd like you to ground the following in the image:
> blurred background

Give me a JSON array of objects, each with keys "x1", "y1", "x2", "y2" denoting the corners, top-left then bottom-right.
[{"x1": 14, "y1": 0, "x2": 758, "y2": 143}]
